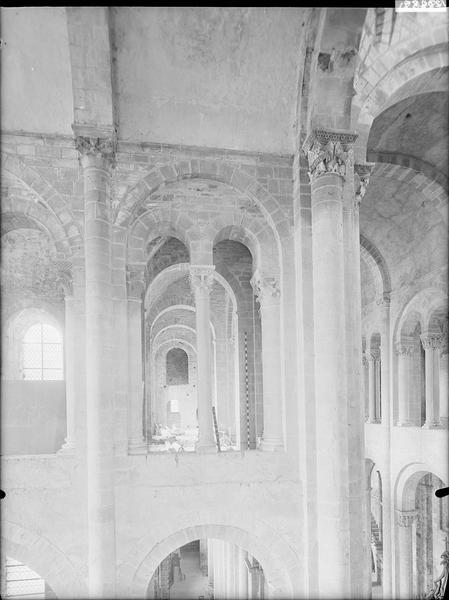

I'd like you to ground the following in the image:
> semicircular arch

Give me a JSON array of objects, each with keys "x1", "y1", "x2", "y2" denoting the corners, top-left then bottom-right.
[
  {"x1": 394, "y1": 287, "x2": 448, "y2": 344},
  {"x1": 1, "y1": 521, "x2": 86, "y2": 599},
  {"x1": 118, "y1": 517, "x2": 297, "y2": 599},
  {"x1": 2, "y1": 157, "x2": 82, "y2": 249},
  {"x1": 395, "y1": 462, "x2": 448, "y2": 512}
]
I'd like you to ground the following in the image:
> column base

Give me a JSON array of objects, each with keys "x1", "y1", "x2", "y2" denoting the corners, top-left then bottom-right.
[
  {"x1": 259, "y1": 436, "x2": 284, "y2": 452},
  {"x1": 367, "y1": 418, "x2": 381, "y2": 424},
  {"x1": 422, "y1": 422, "x2": 443, "y2": 430},
  {"x1": 195, "y1": 441, "x2": 217, "y2": 454},
  {"x1": 396, "y1": 421, "x2": 415, "y2": 427},
  {"x1": 128, "y1": 439, "x2": 147, "y2": 454},
  {"x1": 58, "y1": 439, "x2": 76, "y2": 455}
]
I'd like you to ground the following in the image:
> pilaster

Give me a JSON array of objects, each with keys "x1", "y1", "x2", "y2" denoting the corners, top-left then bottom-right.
[
  {"x1": 250, "y1": 270, "x2": 284, "y2": 451},
  {"x1": 420, "y1": 332, "x2": 445, "y2": 428},
  {"x1": 189, "y1": 265, "x2": 217, "y2": 453},
  {"x1": 127, "y1": 268, "x2": 146, "y2": 453},
  {"x1": 396, "y1": 339, "x2": 415, "y2": 426},
  {"x1": 396, "y1": 510, "x2": 417, "y2": 599}
]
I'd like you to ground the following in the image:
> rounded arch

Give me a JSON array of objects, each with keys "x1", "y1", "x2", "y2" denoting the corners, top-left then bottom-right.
[
  {"x1": 145, "y1": 263, "x2": 238, "y2": 316},
  {"x1": 371, "y1": 163, "x2": 447, "y2": 208},
  {"x1": 354, "y1": 45, "x2": 448, "y2": 143},
  {"x1": 2, "y1": 307, "x2": 64, "y2": 380},
  {"x1": 394, "y1": 287, "x2": 448, "y2": 344},
  {"x1": 1, "y1": 155, "x2": 82, "y2": 249},
  {"x1": 1, "y1": 521, "x2": 86, "y2": 598},
  {"x1": 118, "y1": 518, "x2": 297, "y2": 599},
  {"x1": 145, "y1": 264, "x2": 191, "y2": 309},
  {"x1": 127, "y1": 213, "x2": 193, "y2": 268},
  {"x1": 1, "y1": 297, "x2": 65, "y2": 331},
  {"x1": 395, "y1": 462, "x2": 448, "y2": 512},
  {"x1": 115, "y1": 160, "x2": 289, "y2": 250},
  {"x1": 2, "y1": 204, "x2": 72, "y2": 263},
  {"x1": 4, "y1": 306, "x2": 63, "y2": 338},
  {"x1": 149, "y1": 305, "x2": 195, "y2": 338},
  {"x1": 165, "y1": 347, "x2": 189, "y2": 386},
  {"x1": 379, "y1": 67, "x2": 448, "y2": 118},
  {"x1": 153, "y1": 338, "x2": 197, "y2": 358},
  {"x1": 370, "y1": 331, "x2": 381, "y2": 351},
  {"x1": 213, "y1": 224, "x2": 261, "y2": 273},
  {"x1": 424, "y1": 301, "x2": 448, "y2": 335},
  {"x1": 152, "y1": 332, "x2": 197, "y2": 359},
  {"x1": 366, "y1": 458, "x2": 376, "y2": 489},
  {"x1": 152, "y1": 324, "x2": 196, "y2": 346},
  {"x1": 360, "y1": 234, "x2": 391, "y2": 296},
  {"x1": 352, "y1": 5, "x2": 448, "y2": 161}
]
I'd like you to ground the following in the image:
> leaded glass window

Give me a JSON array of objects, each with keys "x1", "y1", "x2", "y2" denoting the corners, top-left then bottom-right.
[{"x1": 22, "y1": 323, "x2": 63, "y2": 381}]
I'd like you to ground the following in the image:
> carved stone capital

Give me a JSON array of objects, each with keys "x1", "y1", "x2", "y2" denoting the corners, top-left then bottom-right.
[
  {"x1": 354, "y1": 163, "x2": 375, "y2": 206},
  {"x1": 367, "y1": 348, "x2": 381, "y2": 361},
  {"x1": 376, "y1": 292, "x2": 391, "y2": 307},
  {"x1": 396, "y1": 510, "x2": 417, "y2": 527},
  {"x1": 302, "y1": 129, "x2": 358, "y2": 183},
  {"x1": 56, "y1": 271, "x2": 74, "y2": 298},
  {"x1": 420, "y1": 333, "x2": 446, "y2": 351},
  {"x1": 250, "y1": 271, "x2": 280, "y2": 307},
  {"x1": 75, "y1": 135, "x2": 116, "y2": 167},
  {"x1": 362, "y1": 352, "x2": 368, "y2": 367},
  {"x1": 189, "y1": 265, "x2": 215, "y2": 294},
  {"x1": 395, "y1": 340, "x2": 415, "y2": 356}
]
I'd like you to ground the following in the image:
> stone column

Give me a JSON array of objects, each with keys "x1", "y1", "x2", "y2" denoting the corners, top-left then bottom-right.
[
  {"x1": 365, "y1": 477, "x2": 373, "y2": 597},
  {"x1": 440, "y1": 347, "x2": 449, "y2": 427},
  {"x1": 60, "y1": 283, "x2": 77, "y2": 452},
  {"x1": 378, "y1": 293, "x2": 393, "y2": 598},
  {"x1": 208, "y1": 538, "x2": 214, "y2": 591},
  {"x1": 397, "y1": 510, "x2": 416, "y2": 599},
  {"x1": 347, "y1": 164, "x2": 371, "y2": 598},
  {"x1": 366, "y1": 348, "x2": 381, "y2": 424},
  {"x1": 396, "y1": 340, "x2": 415, "y2": 426},
  {"x1": 420, "y1": 333, "x2": 445, "y2": 428},
  {"x1": 127, "y1": 270, "x2": 145, "y2": 451},
  {"x1": 250, "y1": 271, "x2": 283, "y2": 451},
  {"x1": 190, "y1": 265, "x2": 216, "y2": 452},
  {"x1": 238, "y1": 548, "x2": 248, "y2": 599},
  {"x1": 225, "y1": 542, "x2": 234, "y2": 599},
  {"x1": 374, "y1": 356, "x2": 381, "y2": 422},
  {"x1": 302, "y1": 128, "x2": 360, "y2": 595},
  {"x1": 362, "y1": 351, "x2": 369, "y2": 422},
  {"x1": 217, "y1": 540, "x2": 226, "y2": 599},
  {"x1": 247, "y1": 559, "x2": 261, "y2": 599},
  {"x1": 76, "y1": 135, "x2": 116, "y2": 598},
  {"x1": 367, "y1": 350, "x2": 379, "y2": 424}
]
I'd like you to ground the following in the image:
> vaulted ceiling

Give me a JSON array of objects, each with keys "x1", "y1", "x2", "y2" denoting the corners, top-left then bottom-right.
[{"x1": 1, "y1": 6, "x2": 308, "y2": 153}]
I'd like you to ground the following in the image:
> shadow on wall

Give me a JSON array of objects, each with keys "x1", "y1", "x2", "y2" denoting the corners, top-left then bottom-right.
[{"x1": 1, "y1": 381, "x2": 66, "y2": 454}]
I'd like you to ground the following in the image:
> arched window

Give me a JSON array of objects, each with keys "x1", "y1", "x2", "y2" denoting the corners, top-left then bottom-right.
[
  {"x1": 22, "y1": 323, "x2": 63, "y2": 381},
  {"x1": 166, "y1": 348, "x2": 189, "y2": 386}
]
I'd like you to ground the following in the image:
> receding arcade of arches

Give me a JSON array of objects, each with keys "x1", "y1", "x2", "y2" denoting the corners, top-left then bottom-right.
[
  {"x1": 137, "y1": 220, "x2": 266, "y2": 453},
  {"x1": 147, "y1": 539, "x2": 266, "y2": 600}
]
